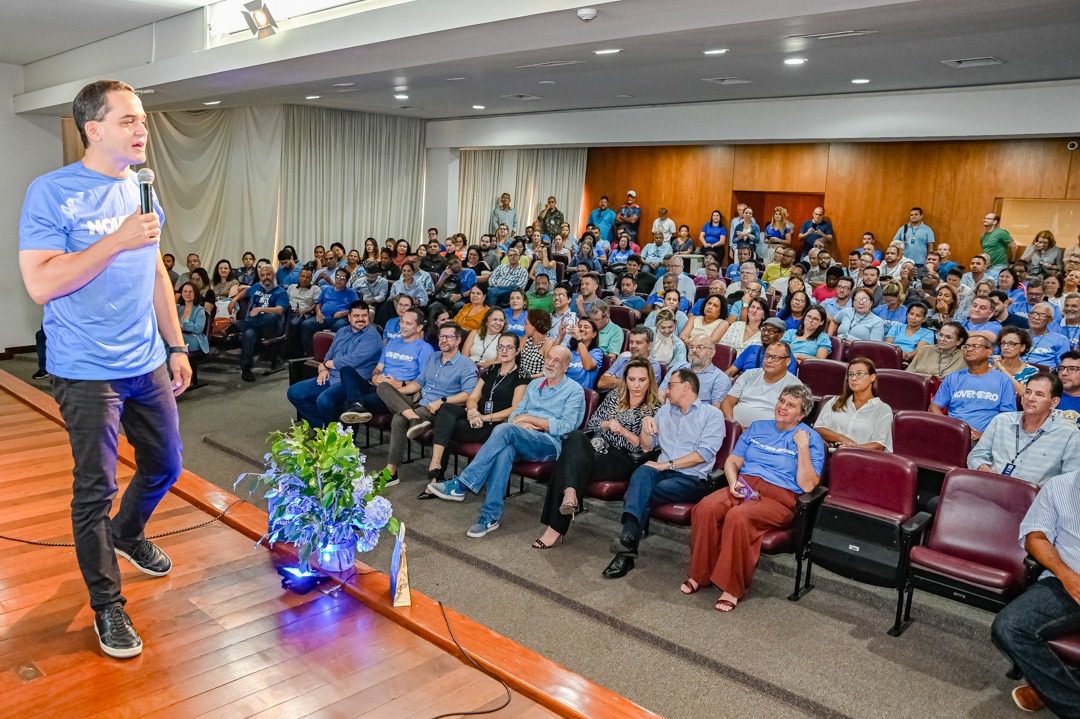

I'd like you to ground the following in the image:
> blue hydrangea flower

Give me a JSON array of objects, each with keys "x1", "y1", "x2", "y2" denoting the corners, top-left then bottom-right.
[
  {"x1": 356, "y1": 528, "x2": 381, "y2": 552},
  {"x1": 362, "y1": 496, "x2": 392, "y2": 530}
]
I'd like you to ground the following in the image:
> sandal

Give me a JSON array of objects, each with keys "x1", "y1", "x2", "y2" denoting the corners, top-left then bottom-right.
[
  {"x1": 427, "y1": 467, "x2": 445, "y2": 482},
  {"x1": 680, "y1": 578, "x2": 700, "y2": 595},
  {"x1": 714, "y1": 597, "x2": 738, "y2": 613},
  {"x1": 531, "y1": 536, "x2": 562, "y2": 549},
  {"x1": 559, "y1": 500, "x2": 579, "y2": 516}
]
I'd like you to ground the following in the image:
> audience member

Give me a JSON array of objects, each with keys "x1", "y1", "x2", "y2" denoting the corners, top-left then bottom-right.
[
  {"x1": 1055, "y1": 350, "x2": 1080, "y2": 424},
  {"x1": 727, "y1": 318, "x2": 796, "y2": 377},
  {"x1": 212, "y1": 259, "x2": 240, "y2": 299},
  {"x1": 961, "y1": 296, "x2": 1003, "y2": 336},
  {"x1": 649, "y1": 310, "x2": 687, "y2": 368},
  {"x1": 929, "y1": 330, "x2": 1017, "y2": 439},
  {"x1": 670, "y1": 224, "x2": 695, "y2": 254},
  {"x1": 980, "y1": 211, "x2": 1015, "y2": 274},
  {"x1": 681, "y1": 295, "x2": 728, "y2": 344},
  {"x1": 684, "y1": 384, "x2": 824, "y2": 611},
  {"x1": 490, "y1": 192, "x2": 517, "y2": 235},
  {"x1": 993, "y1": 326, "x2": 1038, "y2": 395},
  {"x1": 453, "y1": 285, "x2": 489, "y2": 333},
  {"x1": 519, "y1": 309, "x2": 554, "y2": 379},
  {"x1": 565, "y1": 318, "x2": 603, "y2": 390},
  {"x1": 1020, "y1": 230, "x2": 1062, "y2": 279},
  {"x1": 821, "y1": 275, "x2": 854, "y2": 320},
  {"x1": 548, "y1": 286, "x2": 578, "y2": 347},
  {"x1": 988, "y1": 289, "x2": 1029, "y2": 330},
  {"x1": 885, "y1": 303, "x2": 935, "y2": 362},
  {"x1": 176, "y1": 282, "x2": 209, "y2": 360},
  {"x1": 188, "y1": 267, "x2": 216, "y2": 314},
  {"x1": 830, "y1": 287, "x2": 886, "y2": 341},
  {"x1": 813, "y1": 358, "x2": 893, "y2": 450},
  {"x1": 722, "y1": 341, "x2": 802, "y2": 427},
  {"x1": 590, "y1": 304, "x2": 624, "y2": 358},
  {"x1": 645, "y1": 289, "x2": 689, "y2": 334},
  {"x1": 892, "y1": 207, "x2": 935, "y2": 266},
  {"x1": 719, "y1": 296, "x2": 769, "y2": 354},
  {"x1": 615, "y1": 190, "x2": 642, "y2": 243},
  {"x1": 228, "y1": 263, "x2": 288, "y2": 382},
  {"x1": 462, "y1": 307, "x2": 507, "y2": 367},
  {"x1": 797, "y1": 207, "x2": 834, "y2": 259},
  {"x1": 1023, "y1": 302, "x2": 1071, "y2": 367},
  {"x1": 351, "y1": 261, "x2": 389, "y2": 310},
  {"x1": 700, "y1": 210, "x2": 728, "y2": 260},
  {"x1": 783, "y1": 305, "x2": 832, "y2": 362},
  {"x1": 301, "y1": 268, "x2": 358, "y2": 354},
  {"x1": 599, "y1": 326, "x2": 661, "y2": 392},
  {"x1": 609, "y1": 274, "x2": 646, "y2": 313}
]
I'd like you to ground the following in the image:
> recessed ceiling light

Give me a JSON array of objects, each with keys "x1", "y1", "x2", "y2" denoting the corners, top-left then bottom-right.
[
  {"x1": 538, "y1": 80, "x2": 556, "y2": 85},
  {"x1": 616, "y1": 94, "x2": 634, "y2": 98},
  {"x1": 202, "y1": 100, "x2": 222, "y2": 106},
  {"x1": 472, "y1": 105, "x2": 485, "y2": 110},
  {"x1": 394, "y1": 94, "x2": 409, "y2": 100},
  {"x1": 784, "y1": 57, "x2": 807, "y2": 66},
  {"x1": 851, "y1": 78, "x2": 871, "y2": 84},
  {"x1": 305, "y1": 95, "x2": 321, "y2": 100},
  {"x1": 594, "y1": 48, "x2": 621, "y2": 55},
  {"x1": 703, "y1": 49, "x2": 729, "y2": 55},
  {"x1": 332, "y1": 82, "x2": 355, "y2": 87},
  {"x1": 446, "y1": 77, "x2": 467, "y2": 81},
  {"x1": 393, "y1": 85, "x2": 408, "y2": 92}
]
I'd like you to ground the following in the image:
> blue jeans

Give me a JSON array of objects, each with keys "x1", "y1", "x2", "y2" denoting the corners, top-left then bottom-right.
[
  {"x1": 991, "y1": 577, "x2": 1080, "y2": 718},
  {"x1": 287, "y1": 377, "x2": 346, "y2": 427},
  {"x1": 338, "y1": 367, "x2": 387, "y2": 412},
  {"x1": 621, "y1": 466, "x2": 711, "y2": 535},
  {"x1": 458, "y1": 423, "x2": 559, "y2": 523},
  {"x1": 235, "y1": 314, "x2": 282, "y2": 369},
  {"x1": 52, "y1": 365, "x2": 183, "y2": 610},
  {"x1": 486, "y1": 286, "x2": 515, "y2": 307}
]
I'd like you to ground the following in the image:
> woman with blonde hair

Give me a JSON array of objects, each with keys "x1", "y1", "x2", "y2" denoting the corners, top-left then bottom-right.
[{"x1": 763, "y1": 206, "x2": 794, "y2": 263}]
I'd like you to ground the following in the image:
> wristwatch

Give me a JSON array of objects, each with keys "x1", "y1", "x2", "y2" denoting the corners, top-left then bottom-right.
[
  {"x1": 166, "y1": 345, "x2": 189, "y2": 355},
  {"x1": 668, "y1": 460, "x2": 676, "y2": 471}
]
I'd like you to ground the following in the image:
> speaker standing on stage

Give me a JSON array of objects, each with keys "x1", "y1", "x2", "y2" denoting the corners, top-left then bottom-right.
[{"x1": 18, "y1": 80, "x2": 190, "y2": 659}]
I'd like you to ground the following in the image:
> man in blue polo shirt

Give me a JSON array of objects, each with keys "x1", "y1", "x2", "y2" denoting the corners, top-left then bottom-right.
[
  {"x1": 796, "y1": 207, "x2": 834, "y2": 259},
  {"x1": 1023, "y1": 303, "x2": 1071, "y2": 367},
  {"x1": 930, "y1": 331, "x2": 1017, "y2": 440},
  {"x1": 375, "y1": 323, "x2": 478, "y2": 484},
  {"x1": 891, "y1": 207, "x2": 935, "y2": 267},
  {"x1": 275, "y1": 248, "x2": 300, "y2": 288},
  {"x1": 286, "y1": 302, "x2": 382, "y2": 427},
  {"x1": 300, "y1": 268, "x2": 359, "y2": 354},
  {"x1": 228, "y1": 262, "x2": 289, "y2": 382},
  {"x1": 18, "y1": 79, "x2": 191, "y2": 659},
  {"x1": 588, "y1": 195, "x2": 617, "y2": 245}
]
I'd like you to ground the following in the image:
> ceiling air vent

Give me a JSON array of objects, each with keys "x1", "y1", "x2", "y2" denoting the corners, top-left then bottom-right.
[
  {"x1": 500, "y1": 93, "x2": 542, "y2": 101},
  {"x1": 941, "y1": 57, "x2": 1003, "y2": 68},
  {"x1": 515, "y1": 60, "x2": 584, "y2": 69},
  {"x1": 786, "y1": 30, "x2": 877, "y2": 40},
  {"x1": 701, "y1": 77, "x2": 752, "y2": 86}
]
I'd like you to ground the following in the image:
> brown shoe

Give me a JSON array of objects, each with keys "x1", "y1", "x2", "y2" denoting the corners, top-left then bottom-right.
[{"x1": 1011, "y1": 684, "x2": 1045, "y2": 712}]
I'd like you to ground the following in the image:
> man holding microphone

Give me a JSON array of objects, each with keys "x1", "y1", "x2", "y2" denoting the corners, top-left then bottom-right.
[{"x1": 19, "y1": 80, "x2": 190, "y2": 658}]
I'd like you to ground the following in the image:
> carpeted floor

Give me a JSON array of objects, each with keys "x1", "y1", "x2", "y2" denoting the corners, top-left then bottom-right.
[{"x1": 5, "y1": 354, "x2": 1027, "y2": 719}]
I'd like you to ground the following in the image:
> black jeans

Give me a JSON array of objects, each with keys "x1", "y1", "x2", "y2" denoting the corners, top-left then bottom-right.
[
  {"x1": 35, "y1": 327, "x2": 46, "y2": 371},
  {"x1": 52, "y1": 364, "x2": 183, "y2": 611},
  {"x1": 431, "y1": 403, "x2": 498, "y2": 454},
  {"x1": 235, "y1": 314, "x2": 281, "y2": 369},
  {"x1": 991, "y1": 577, "x2": 1080, "y2": 718},
  {"x1": 338, "y1": 367, "x2": 387, "y2": 413},
  {"x1": 540, "y1": 431, "x2": 640, "y2": 536}
]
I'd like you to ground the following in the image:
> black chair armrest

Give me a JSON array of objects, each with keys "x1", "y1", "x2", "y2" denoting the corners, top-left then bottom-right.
[
  {"x1": 1023, "y1": 554, "x2": 1044, "y2": 585},
  {"x1": 792, "y1": 485, "x2": 828, "y2": 552},
  {"x1": 900, "y1": 511, "x2": 933, "y2": 539}
]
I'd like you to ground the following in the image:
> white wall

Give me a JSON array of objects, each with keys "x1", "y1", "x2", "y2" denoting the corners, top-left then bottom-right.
[
  {"x1": 0, "y1": 64, "x2": 62, "y2": 350},
  {"x1": 422, "y1": 148, "x2": 459, "y2": 240}
]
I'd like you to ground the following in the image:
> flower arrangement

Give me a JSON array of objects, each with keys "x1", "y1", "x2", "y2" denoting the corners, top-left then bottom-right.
[{"x1": 235, "y1": 421, "x2": 398, "y2": 569}]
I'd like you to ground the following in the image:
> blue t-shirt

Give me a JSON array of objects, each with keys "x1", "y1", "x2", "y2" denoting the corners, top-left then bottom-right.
[
  {"x1": 276, "y1": 266, "x2": 300, "y2": 288},
  {"x1": 797, "y1": 219, "x2": 834, "y2": 257},
  {"x1": 701, "y1": 222, "x2": 727, "y2": 247},
  {"x1": 733, "y1": 344, "x2": 798, "y2": 374},
  {"x1": 781, "y1": 329, "x2": 832, "y2": 359},
  {"x1": 319, "y1": 286, "x2": 359, "y2": 317},
  {"x1": 505, "y1": 308, "x2": 528, "y2": 336},
  {"x1": 615, "y1": 295, "x2": 646, "y2": 312},
  {"x1": 1022, "y1": 331, "x2": 1072, "y2": 366},
  {"x1": 588, "y1": 207, "x2": 616, "y2": 244},
  {"x1": 1056, "y1": 393, "x2": 1080, "y2": 426},
  {"x1": 384, "y1": 317, "x2": 402, "y2": 342},
  {"x1": 380, "y1": 337, "x2": 434, "y2": 382},
  {"x1": 872, "y1": 303, "x2": 908, "y2": 329},
  {"x1": 885, "y1": 324, "x2": 935, "y2": 353},
  {"x1": 734, "y1": 420, "x2": 826, "y2": 494},
  {"x1": 566, "y1": 347, "x2": 604, "y2": 390},
  {"x1": 932, "y1": 369, "x2": 1017, "y2": 432},
  {"x1": 246, "y1": 283, "x2": 289, "y2": 315},
  {"x1": 19, "y1": 162, "x2": 166, "y2": 379}
]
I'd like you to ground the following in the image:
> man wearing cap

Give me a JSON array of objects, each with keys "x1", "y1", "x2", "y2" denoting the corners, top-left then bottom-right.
[
  {"x1": 616, "y1": 190, "x2": 642, "y2": 244},
  {"x1": 727, "y1": 318, "x2": 797, "y2": 378},
  {"x1": 929, "y1": 330, "x2": 1017, "y2": 440}
]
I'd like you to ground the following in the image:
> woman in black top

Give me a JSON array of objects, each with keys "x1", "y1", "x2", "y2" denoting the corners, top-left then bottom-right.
[
  {"x1": 421, "y1": 332, "x2": 529, "y2": 487},
  {"x1": 189, "y1": 267, "x2": 217, "y2": 315},
  {"x1": 533, "y1": 358, "x2": 663, "y2": 548}
]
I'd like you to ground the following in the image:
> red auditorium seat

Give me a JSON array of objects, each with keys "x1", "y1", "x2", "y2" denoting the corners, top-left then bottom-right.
[
  {"x1": 712, "y1": 344, "x2": 736, "y2": 371},
  {"x1": 876, "y1": 369, "x2": 932, "y2": 412},
  {"x1": 609, "y1": 305, "x2": 641, "y2": 331},
  {"x1": 847, "y1": 340, "x2": 903, "y2": 369},
  {"x1": 891, "y1": 410, "x2": 971, "y2": 507},
  {"x1": 797, "y1": 358, "x2": 847, "y2": 399}
]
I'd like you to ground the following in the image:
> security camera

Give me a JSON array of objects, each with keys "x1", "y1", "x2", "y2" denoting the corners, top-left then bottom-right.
[
  {"x1": 1068, "y1": 140, "x2": 1079, "y2": 151},
  {"x1": 577, "y1": 7, "x2": 598, "y2": 22}
]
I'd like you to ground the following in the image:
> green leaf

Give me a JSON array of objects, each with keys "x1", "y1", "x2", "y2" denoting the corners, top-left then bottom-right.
[{"x1": 387, "y1": 517, "x2": 401, "y2": 536}]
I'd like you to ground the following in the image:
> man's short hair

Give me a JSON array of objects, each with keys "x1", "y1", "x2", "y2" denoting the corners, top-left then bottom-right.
[
  {"x1": 779, "y1": 384, "x2": 815, "y2": 419},
  {"x1": 440, "y1": 322, "x2": 465, "y2": 343},
  {"x1": 825, "y1": 266, "x2": 845, "y2": 281},
  {"x1": 947, "y1": 268, "x2": 964, "y2": 279},
  {"x1": 670, "y1": 367, "x2": 700, "y2": 395},
  {"x1": 163, "y1": 252, "x2": 175, "y2": 261},
  {"x1": 348, "y1": 300, "x2": 369, "y2": 313},
  {"x1": 627, "y1": 254, "x2": 643, "y2": 266},
  {"x1": 847, "y1": 249, "x2": 861, "y2": 258},
  {"x1": 582, "y1": 272, "x2": 601, "y2": 285},
  {"x1": 629, "y1": 325, "x2": 654, "y2": 343},
  {"x1": 837, "y1": 276, "x2": 855, "y2": 288},
  {"x1": 910, "y1": 207, "x2": 923, "y2": 214},
  {"x1": 988, "y1": 290, "x2": 1009, "y2": 303},
  {"x1": 590, "y1": 302, "x2": 611, "y2": 319},
  {"x1": 402, "y1": 307, "x2": 425, "y2": 327},
  {"x1": 1028, "y1": 371, "x2": 1062, "y2": 398},
  {"x1": 277, "y1": 248, "x2": 296, "y2": 261},
  {"x1": 863, "y1": 266, "x2": 880, "y2": 276},
  {"x1": 73, "y1": 79, "x2": 136, "y2": 147}
]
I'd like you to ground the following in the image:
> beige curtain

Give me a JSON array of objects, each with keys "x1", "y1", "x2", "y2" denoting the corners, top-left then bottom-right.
[
  {"x1": 514, "y1": 148, "x2": 587, "y2": 237},
  {"x1": 457, "y1": 149, "x2": 507, "y2": 242},
  {"x1": 279, "y1": 105, "x2": 425, "y2": 254},
  {"x1": 146, "y1": 106, "x2": 283, "y2": 266}
]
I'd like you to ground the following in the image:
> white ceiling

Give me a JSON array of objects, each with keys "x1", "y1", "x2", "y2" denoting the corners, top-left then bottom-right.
[
  {"x1": 7, "y1": 0, "x2": 1080, "y2": 121},
  {"x1": 0, "y1": 0, "x2": 205, "y2": 65}
]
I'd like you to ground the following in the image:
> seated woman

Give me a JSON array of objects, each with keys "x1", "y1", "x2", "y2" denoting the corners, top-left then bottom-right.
[
  {"x1": 777, "y1": 289, "x2": 809, "y2": 331},
  {"x1": 644, "y1": 289, "x2": 689, "y2": 334},
  {"x1": 424, "y1": 302, "x2": 451, "y2": 349},
  {"x1": 681, "y1": 295, "x2": 729, "y2": 344},
  {"x1": 573, "y1": 239, "x2": 603, "y2": 274},
  {"x1": 465, "y1": 245, "x2": 492, "y2": 282},
  {"x1": 504, "y1": 289, "x2": 529, "y2": 336},
  {"x1": 719, "y1": 296, "x2": 769, "y2": 354},
  {"x1": 390, "y1": 261, "x2": 429, "y2": 307},
  {"x1": 534, "y1": 358, "x2": 662, "y2": 548},
  {"x1": 925, "y1": 284, "x2": 960, "y2": 330},
  {"x1": 189, "y1": 267, "x2": 217, "y2": 315},
  {"x1": 782, "y1": 305, "x2": 832, "y2": 362},
  {"x1": 519, "y1": 309, "x2": 554, "y2": 379},
  {"x1": 813, "y1": 357, "x2": 894, "y2": 451},
  {"x1": 649, "y1": 309, "x2": 687, "y2": 369},
  {"x1": 566, "y1": 318, "x2": 604, "y2": 390},
  {"x1": 872, "y1": 282, "x2": 907, "y2": 329},
  {"x1": 177, "y1": 282, "x2": 209, "y2": 360},
  {"x1": 829, "y1": 287, "x2": 885, "y2": 341},
  {"x1": 463, "y1": 307, "x2": 507, "y2": 367},
  {"x1": 212, "y1": 259, "x2": 240, "y2": 299},
  {"x1": 683, "y1": 384, "x2": 825, "y2": 612},
  {"x1": 421, "y1": 332, "x2": 529, "y2": 487},
  {"x1": 670, "y1": 224, "x2": 696, "y2": 255},
  {"x1": 992, "y1": 326, "x2": 1038, "y2": 396},
  {"x1": 453, "y1": 285, "x2": 489, "y2": 333},
  {"x1": 885, "y1": 302, "x2": 935, "y2": 361}
]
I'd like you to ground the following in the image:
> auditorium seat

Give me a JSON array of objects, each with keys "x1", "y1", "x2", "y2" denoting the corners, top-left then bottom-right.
[
  {"x1": 876, "y1": 369, "x2": 932, "y2": 412},
  {"x1": 829, "y1": 335, "x2": 846, "y2": 361},
  {"x1": 891, "y1": 468, "x2": 1038, "y2": 635},
  {"x1": 712, "y1": 344, "x2": 736, "y2": 371},
  {"x1": 797, "y1": 358, "x2": 847, "y2": 399},
  {"x1": 847, "y1": 340, "x2": 903, "y2": 369},
  {"x1": 288, "y1": 330, "x2": 335, "y2": 385},
  {"x1": 609, "y1": 305, "x2": 641, "y2": 331},
  {"x1": 257, "y1": 307, "x2": 292, "y2": 375},
  {"x1": 891, "y1": 410, "x2": 971, "y2": 508}
]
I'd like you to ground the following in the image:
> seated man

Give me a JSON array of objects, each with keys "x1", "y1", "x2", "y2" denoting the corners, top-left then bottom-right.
[
  {"x1": 988, "y1": 289, "x2": 1029, "y2": 330},
  {"x1": 375, "y1": 323, "x2": 478, "y2": 484},
  {"x1": 721, "y1": 341, "x2": 802, "y2": 428},
  {"x1": 726, "y1": 318, "x2": 797, "y2": 378},
  {"x1": 609, "y1": 273, "x2": 646, "y2": 313},
  {"x1": 1023, "y1": 302, "x2": 1071, "y2": 367},
  {"x1": 645, "y1": 273, "x2": 692, "y2": 314},
  {"x1": 286, "y1": 266, "x2": 320, "y2": 355},
  {"x1": 960, "y1": 296, "x2": 1003, "y2": 336},
  {"x1": 967, "y1": 372, "x2": 1080, "y2": 486},
  {"x1": 1053, "y1": 350, "x2": 1080, "y2": 425},
  {"x1": 228, "y1": 263, "x2": 288, "y2": 382},
  {"x1": 525, "y1": 271, "x2": 555, "y2": 314},
  {"x1": 651, "y1": 255, "x2": 696, "y2": 300},
  {"x1": 574, "y1": 272, "x2": 604, "y2": 318},
  {"x1": 821, "y1": 276, "x2": 855, "y2": 320},
  {"x1": 349, "y1": 261, "x2": 389, "y2": 311},
  {"x1": 602, "y1": 368, "x2": 727, "y2": 579},
  {"x1": 427, "y1": 346, "x2": 585, "y2": 538},
  {"x1": 660, "y1": 336, "x2": 732, "y2": 407},
  {"x1": 485, "y1": 247, "x2": 529, "y2": 306},
  {"x1": 620, "y1": 255, "x2": 656, "y2": 296},
  {"x1": 590, "y1": 304, "x2": 624, "y2": 359},
  {"x1": 419, "y1": 239, "x2": 446, "y2": 274},
  {"x1": 929, "y1": 330, "x2": 1017, "y2": 440},
  {"x1": 432, "y1": 254, "x2": 477, "y2": 312},
  {"x1": 598, "y1": 326, "x2": 662, "y2": 392},
  {"x1": 761, "y1": 246, "x2": 796, "y2": 285},
  {"x1": 340, "y1": 308, "x2": 434, "y2": 442},
  {"x1": 990, "y1": 470, "x2": 1080, "y2": 715},
  {"x1": 301, "y1": 268, "x2": 359, "y2": 354},
  {"x1": 286, "y1": 302, "x2": 382, "y2": 427}
]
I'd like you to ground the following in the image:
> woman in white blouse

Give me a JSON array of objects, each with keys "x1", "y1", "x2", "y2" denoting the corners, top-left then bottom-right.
[
  {"x1": 718, "y1": 296, "x2": 768, "y2": 354},
  {"x1": 812, "y1": 357, "x2": 893, "y2": 451},
  {"x1": 828, "y1": 287, "x2": 886, "y2": 341},
  {"x1": 462, "y1": 307, "x2": 507, "y2": 367}
]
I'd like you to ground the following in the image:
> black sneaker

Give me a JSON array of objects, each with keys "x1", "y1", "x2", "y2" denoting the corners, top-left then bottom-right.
[
  {"x1": 31, "y1": 369, "x2": 49, "y2": 380},
  {"x1": 115, "y1": 539, "x2": 173, "y2": 577},
  {"x1": 241, "y1": 368, "x2": 256, "y2": 382},
  {"x1": 340, "y1": 403, "x2": 373, "y2": 424},
  {"x1": 94, "y1": 604, "x2": 142, "y2": 658}
]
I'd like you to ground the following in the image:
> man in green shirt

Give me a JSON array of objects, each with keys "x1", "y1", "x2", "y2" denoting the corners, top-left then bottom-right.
[
  {"x1": 526, "y1": 272, "x2": 555, "y2": 313},
  {"x1": 589, "y1": 303, "x2": 625, "y2": 359},
  {"x1": 980, "y1": 211, "x2": 1015, "y2": 274}
]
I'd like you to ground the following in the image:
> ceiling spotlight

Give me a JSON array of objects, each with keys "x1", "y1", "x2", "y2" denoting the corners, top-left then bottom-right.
[
  {"x1": 703, "y1": 49, "x2": 729, "y2": 55},
  {"x1": 305, "y1": 95, "x2": 321, "y2": 100},
  {"x1": 393, "y1": 85, "x2": 408, "y2": 92},
  {"x1": 851, "y1": 78, "x2": 871, "y2": 84},
  {"x1": 394, "y1": 94, "x2": 409, "y2": 100},
  {"x1": 241, "y1": 0, "x2": 278, "y2": 39},
  {"x1": 784, "y1": 57, "x2": 808, "y2": 65},
  {"x1": 594, "y1": 48, "x2": 621, "y2": 55},
  {"x1": 202, "y1": 100, "x2": 222, "y2": 106},
  {"x1": 332, "y1": 82, "x2": 355, "y2": 87},
  {"x1": 446, "y1": 77, "x2": 467, "y2": 81},
  {"x1": 538, "y1": 80, "x2": 556, "y2": 85},
  {"x1": 472, "y1": 105, "x2": 485, "y2": 110}
]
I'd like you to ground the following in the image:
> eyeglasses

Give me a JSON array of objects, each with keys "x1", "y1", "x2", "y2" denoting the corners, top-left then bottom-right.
[
  {"x1": 847, "y1": 371, "x2": 870, "y2": 379},
  {"x1": 763, "y1": 354, "x2": 788, "y2": 362},
  {"x1": 496, "y1": 344, "x2": 516, "y2": 352},
  {"x1": 1029, "y1": 312, "x2": 1052, "y2": 319},
  {"x1": 961, "y1": 343, "x2": 992, "y2": 350},
  {"x1": 1058, "y1": 366, "x2": 1080, "y2": 374},
  {"x1": 999, "y1": 340, "x2": 1022, "y2": 347},
  {"x1": 438, "y1": 334, "x2": 458, "y2": 341}
]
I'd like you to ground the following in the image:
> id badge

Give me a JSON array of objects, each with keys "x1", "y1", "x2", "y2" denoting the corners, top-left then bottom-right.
[
  {"x1": 1001, "y1": 463, "x2": 1015, "y2": 476},
  {"x1": 483, "y1": 401, "x2": 494, "y2": 415}
]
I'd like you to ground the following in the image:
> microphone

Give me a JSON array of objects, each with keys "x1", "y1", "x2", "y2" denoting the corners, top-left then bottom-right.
[{"x1": 136, "y1": 168, "x2": 156, "y2": 214}]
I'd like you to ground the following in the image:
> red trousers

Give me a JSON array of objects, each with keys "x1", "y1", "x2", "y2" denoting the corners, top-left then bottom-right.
[{"x1": 687, "y1": 475, "x2": 797, "y2": 599}]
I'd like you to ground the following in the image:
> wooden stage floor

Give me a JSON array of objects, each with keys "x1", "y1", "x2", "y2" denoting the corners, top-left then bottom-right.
[{"x1": 0, "y1": 372, "x2": 660, "y2": 719}]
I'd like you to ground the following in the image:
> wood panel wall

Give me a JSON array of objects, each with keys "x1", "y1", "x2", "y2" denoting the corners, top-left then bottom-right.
[{"x1": 585, "y1": 139, "x2": 1080, "y2": 262}]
